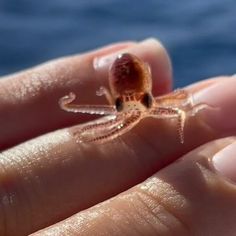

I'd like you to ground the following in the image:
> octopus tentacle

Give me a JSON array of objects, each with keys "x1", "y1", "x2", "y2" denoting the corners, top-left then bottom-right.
[
  {"x1": 155, "y1": 89, "x2": 193, "y2": 107},
  {"x1": 149, "y1": 106, "x2": 186, "y2": 143},
  {"x1": 175, "y1": 109, "x2": 186, "y2": 144},
  {"x1": 59, "y1": 92, "x2": 116, "y2": 115},
  {"x1": 187, "y1": 102, "x2": 219, "y2": 116},
  {"x1": 76, "y1": 111, "x2": 142, "y2": 143},
  {"x1": 149, "y1": 106, "x2": 179, "y2": 118},
  {"x1": 74, "y1": 114, "x2": 124, "y2": 134},
  {"x1": 96, "y1": 86, "x2": 114, "y2": 105}
]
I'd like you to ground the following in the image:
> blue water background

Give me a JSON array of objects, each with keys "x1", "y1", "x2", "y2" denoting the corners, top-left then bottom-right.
[{"x1": 0, "y1": 0, "x2": 235, "y2": 87}]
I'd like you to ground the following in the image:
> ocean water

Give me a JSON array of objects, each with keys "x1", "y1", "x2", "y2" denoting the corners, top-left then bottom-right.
[{"x1": 0, "y1": 0, "x2": 235, "y2": 87}]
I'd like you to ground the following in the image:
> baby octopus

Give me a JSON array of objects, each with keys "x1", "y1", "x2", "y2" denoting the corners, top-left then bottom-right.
[{"x1": 59, "y1": 53, "x2": 210, "y2": 144}]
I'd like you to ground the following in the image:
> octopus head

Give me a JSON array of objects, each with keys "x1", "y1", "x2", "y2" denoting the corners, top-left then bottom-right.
[{"x1": 109, "y1": 53, "x2": 153, "y2": 112}]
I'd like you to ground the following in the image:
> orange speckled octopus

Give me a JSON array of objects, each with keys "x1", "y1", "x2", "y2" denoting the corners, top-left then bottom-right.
[{"x1": 59, "y1": 53, "x2": 211, "y2": 144}]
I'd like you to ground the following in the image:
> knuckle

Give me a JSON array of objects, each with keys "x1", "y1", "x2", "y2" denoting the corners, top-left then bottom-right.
[{"x1": 132, "y1": 177, "x2": 191, "y2": 235}]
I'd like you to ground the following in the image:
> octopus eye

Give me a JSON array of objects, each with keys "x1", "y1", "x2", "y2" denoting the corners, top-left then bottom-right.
[
  {"x1": 141, "y1": 93, "x2": 153, "y2": 108},
  {"x1": 115, "y1": 98, "x2": 124, "y2": 112}
]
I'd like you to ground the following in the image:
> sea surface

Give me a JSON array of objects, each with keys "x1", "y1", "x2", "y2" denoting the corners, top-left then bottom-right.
[{"x1": 0, "y1": 0, "x2": 235, "y2": 87}]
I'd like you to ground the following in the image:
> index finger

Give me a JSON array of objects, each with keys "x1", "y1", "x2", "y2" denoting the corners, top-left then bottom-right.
[{"x1": 0, "y1": 38, "x2": 172, "y2": 150}]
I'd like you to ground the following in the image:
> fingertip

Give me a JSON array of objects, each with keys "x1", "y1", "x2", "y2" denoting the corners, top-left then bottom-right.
[{"x1": 212, "y1": 141, "x2": 236, "y2": 183}]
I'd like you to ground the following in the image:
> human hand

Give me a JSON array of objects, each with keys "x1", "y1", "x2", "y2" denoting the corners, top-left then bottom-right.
[{"x1": 0, "y1": 38, "x2": 236, "y2": 236}]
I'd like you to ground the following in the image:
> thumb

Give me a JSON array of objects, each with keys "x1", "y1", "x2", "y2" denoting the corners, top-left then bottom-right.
[{"x1": 31, "y1": 137, "x2": 236, "y2": 236}]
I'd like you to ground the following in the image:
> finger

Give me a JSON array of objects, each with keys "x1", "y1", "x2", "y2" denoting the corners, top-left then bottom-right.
[
  {"x1": 32, "y1": 137, "x2": 236, "y2": 236},
  {"x1": 1, "y1": 76, "x2": 236, "y2": 235},
  {"x1": 186, "y1": 75, "x2": 235, "y2": 93},
  {"x1": 0, "y1": 38, "x2": 172, "y2": 150}
]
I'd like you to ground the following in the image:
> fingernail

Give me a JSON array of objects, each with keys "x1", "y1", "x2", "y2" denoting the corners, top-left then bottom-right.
[
  {"x1": 93, "y1": 38, "x2": 161, "y2": 71},
  {"x1": 212, "y1": 141, "x2": 236, "y2": 182},
  {"x1": 193, "y1": 77, "x2": 236, "y2": 132}
]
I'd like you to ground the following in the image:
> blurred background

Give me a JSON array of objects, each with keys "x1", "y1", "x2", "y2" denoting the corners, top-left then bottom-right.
[{"x1": 0, "y1": 0, "x2": 235, "y2": 87}]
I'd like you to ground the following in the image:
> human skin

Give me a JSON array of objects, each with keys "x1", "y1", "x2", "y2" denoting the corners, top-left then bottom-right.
[{"x1": 0, "y1": 38, "x2": 236, "y2": 236}]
